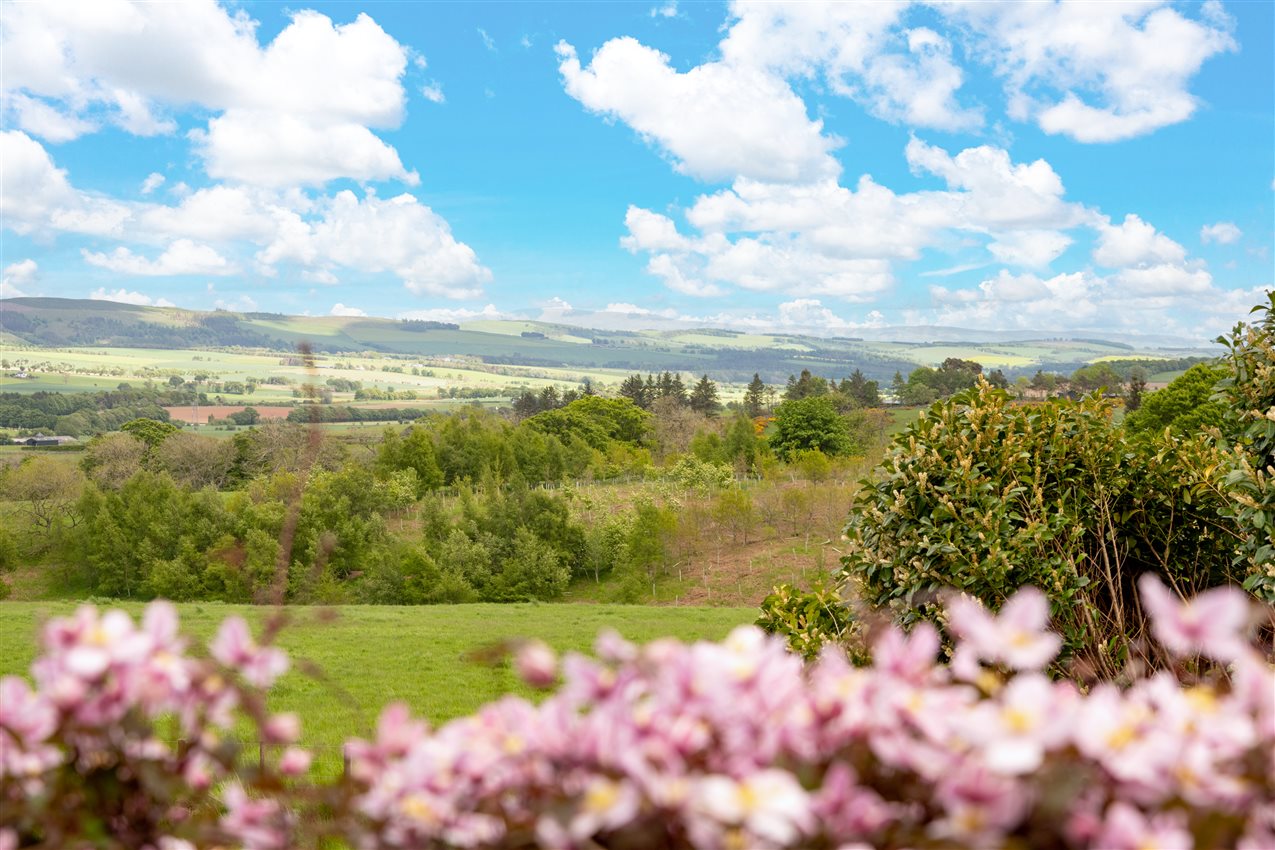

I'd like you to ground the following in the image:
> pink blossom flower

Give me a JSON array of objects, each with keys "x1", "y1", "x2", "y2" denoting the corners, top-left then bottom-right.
[
  {"x1": 1138, "y1": 574, "x2": 1253, "y2": 660},
  {"x1": 210, "y1": 617, "x2": 289, "y2": 688},
  {"x1": 930, "y1": 761, "x2": 1028, "y2": 844},
  {"x1": 963, "y1": 673, "x2": 1074, "y2": 774},
  {"x1": 221, "y1": 782, "x2": 291, "y2": 850},
  {"x1": 279, "y1": 746, "x2": 312, "y2": 776},
  {"x1": 514, "y1": 640, "x2": 557, "y2": 688},
  {"x1": 691, "y1": 770, "x2": 814, "y2": 847},
  {"x1": 0, "y1": 676, "x2": 57, "y2": 750},
  {"x1": 8, "y1": 588, "x2": 1274, "y2": 850},
  {"x1": 1094, "y1": 802, "x2": 1192, "y2": 850},
  {"x1": 872, "y1": 621, "x2": 942, "y2": 683},
  {"x1": 947, "y1": 587, "x2": 1061, "y2": 671},
  {"x1": 263, "y1": 712, "x2": 301, "y2": 744},
  {"x1": 566, "y1": 776, "x2": 642, "y2": 841}
]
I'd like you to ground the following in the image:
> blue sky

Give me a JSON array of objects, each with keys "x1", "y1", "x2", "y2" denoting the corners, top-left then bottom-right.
[{"x1": 1, "y1": 0, "x2": 1271, "y2": 339}]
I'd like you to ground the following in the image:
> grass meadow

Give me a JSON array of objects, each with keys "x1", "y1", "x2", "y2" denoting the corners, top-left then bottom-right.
[{"x1": 0, "y1": 601, "x2": 756, "y2": 775}]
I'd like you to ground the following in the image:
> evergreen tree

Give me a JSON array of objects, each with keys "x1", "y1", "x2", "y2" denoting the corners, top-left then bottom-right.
[
  {"x1": 689, "y1": 375, "x2": 720, "y2": 416},
  {"x1": 1126, "y1": 367, "x2": 1147, "y2": 412},
  {"x1": 891, "y1": 371, "x2": 907, "y2": 404},
  {"x1": 668, "y1": 373, "x2": 689, "y2": 405},
  {"x1": 743, "y1": 374, "x2": 767, "y2": 417},
  {"x1": 512, "y1": 390, "x2": 541, "y2": 419},
  {"x1": 538, "y1": 385, "x2": 560, "y2": 411},
  {"x1": 783, "y1": 369, "x2": 827, "y2": 401},
  {"x1": 619, "y1": 374, "x2": 649, "y2": 409},
  {"x1": 841, "y1": 369, "x2": 880, "y2": 407}
]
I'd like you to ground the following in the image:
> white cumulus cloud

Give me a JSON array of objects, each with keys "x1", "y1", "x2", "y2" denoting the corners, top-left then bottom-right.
[
  {"x1": 329, "y1": 303, "x2": 367, "y2": 317},
  {"x1": 1093, "y1": 214, "x2": 1187, "y2": 268},
  {"x1": 140, "y1": 172, "x2": 165, "y2": 195},
  {"x1": 259, "y1": 189, "x2": 492, "y2": 299},
  {"x1": 2, "y1": 3, "x2": 418, "y2": 187},
  {"x1": 2, "y1": 131, "x2": 489, "y2": 301},
  {"x1": 397, "y1": 304, "x2": 509, "y2": 322},
  {"x1": 88, "y1": 287, "x2": 177, "y2": 307},
  {"x1": 1, "y1": 259, "x2": 39, "y2": 298},
  {"x1": 82, "y1": 239, "x2": 236, "y2": 276},
  {"x1": 1200, "y1": 222, "x2": 1242, "y2": 245},
  {"x1": 943, "y1": 0, "x2": 1236, "y2": 142},
  {"x1": 557, "y1": 38, "x2": 840, "y2": 184}
]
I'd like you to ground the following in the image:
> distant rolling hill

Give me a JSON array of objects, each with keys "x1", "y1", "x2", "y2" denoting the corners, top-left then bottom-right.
[{"x1": 0, "y1": 298, "x2": 1210, "y2": 383}]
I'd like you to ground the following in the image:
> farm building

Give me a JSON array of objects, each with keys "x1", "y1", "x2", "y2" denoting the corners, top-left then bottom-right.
[{"x1": 11, "y1": 434, "x2": 78, "y2": 447}]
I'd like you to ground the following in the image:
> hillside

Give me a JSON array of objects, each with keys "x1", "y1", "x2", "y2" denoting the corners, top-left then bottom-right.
[{"x1": 0, "y1": 297, "x2": 1208, "y2": 382}]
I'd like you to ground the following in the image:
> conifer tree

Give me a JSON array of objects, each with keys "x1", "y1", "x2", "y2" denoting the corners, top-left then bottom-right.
[
  {"x1": 689, "y1": 375, "x2": 720, "y2": 416},
  {"x1": 743, "y1": 373, "x2": 767, "y2": 417}
]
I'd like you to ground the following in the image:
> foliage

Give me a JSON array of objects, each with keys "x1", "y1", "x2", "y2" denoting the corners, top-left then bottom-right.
[
  {"x1": 0, "y1": 455, "x2": 85, "y2": 534},
  {"x1": 375, "y1": 425, "x2": 445, "y2": 496},
  {"x1": 756, "y1": 581, "x2": 856, "y2": 660},
  {"x1": 120, "y1": 416, "x2": 180, "y2": 449},
  {"x1": 0, "y1": 386, "x2": 179, "y2": 437},
  {"x1": 484, "y1": 527, "x2": 571, "y2": 601},
  {"x1": 899, "y1": 358, "x2": 983, "y2": 405},
  {"x1": 689, "y1": 374, "x2": 720, "y2": 416},
  {"x1": 153, "y1": 432, "x2": 237, "y2": 490},
  {"x1": 742, "y1": 372, "x2": 767, "y2": 416},
  {"x1": 77, "y1": 472, "x2": 238, "y2": 600},
  {"x1": 783, "y1": 368, "x2": 829, "y2": 401},
  {"x1": 1124, "y1": 366, "x2": 1147, "y2": 412},
  {"x1": 690, "y1": 414, "x2": 768, "y2": 473},
  {"x1": 228, "y1": 405, "x2": 260, "y2": 425},
  {"x1": 80, "y1": 432, "x2": 147, "y2": 489},
  {"x1": 792, "y1": 449, "x2": 832, "y2": 482},
  {"x1": 285, "y1": 405, "x2": 430, "y2": 423},
  {"x1": 1214, "y1": 293, "x2": 1275, "y2": 601},
  {"x1": 836, "y1": 381, "x2": 1237, "y2": 659},
  {"x1": 770, "y1": 395, "x2": 855, "y2": 460},
  {"x1": 5, "y1": 584, "x2": 1272, "y2": 849},
  {"x1": 0, "y1": 525, "x2": 18, "y2": 572},
  {"x1": 525, "y1": 395, "x2": 651, "y2": 450},
  {"x1": 838, "y1": 368, "x2": 880, "y2": 408},
  {"x1": 1069, "y1": 362, "x2": 1124, "y2": 392},
  {"x1": 666, "y1": 455, "x2": 734, "y2": 493},
  {"x1": 616, "y1": 500, "x2": 677, "y2": 601},
  {"x1": 1124, "y1": 363, "x2": 1228, "y2": 436}
]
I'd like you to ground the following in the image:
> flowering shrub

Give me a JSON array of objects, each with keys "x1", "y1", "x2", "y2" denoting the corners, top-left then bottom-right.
[
  {"x1": 835, "y1": 381, "x2": 1240, "y2": 665},
  {"x1": 1, "y1": 604, "x2": 301, "y2": 849},
  {"x1": 1216, "y1": 291, "x2": 1275, "y2": 603},
  {"x1": 3, "y1": 579, "x2": 1273, "y2": 849}
]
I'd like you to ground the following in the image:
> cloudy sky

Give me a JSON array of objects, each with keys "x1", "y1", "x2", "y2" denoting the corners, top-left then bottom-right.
[{"x1": 1, "y1": 0, "x2": 1271, "y2": 338}]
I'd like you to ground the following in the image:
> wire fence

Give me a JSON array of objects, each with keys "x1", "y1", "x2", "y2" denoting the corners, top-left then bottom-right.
[{"x1": 177, "y1": 738, "x2": 354, "y2": 781}]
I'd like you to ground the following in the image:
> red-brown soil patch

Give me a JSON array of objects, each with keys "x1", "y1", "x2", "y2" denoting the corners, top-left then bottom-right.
[{"x1": 163, "y1": 405, "x2": 294, "y2": 423}]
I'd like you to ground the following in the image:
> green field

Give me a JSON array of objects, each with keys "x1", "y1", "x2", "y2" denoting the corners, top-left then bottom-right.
[
  {"x1": 1, "y1": 345, "x2": 632, "y2": 401},
  {"x1": 0, "y1": 602, "x2": 755, "y2": 753}
]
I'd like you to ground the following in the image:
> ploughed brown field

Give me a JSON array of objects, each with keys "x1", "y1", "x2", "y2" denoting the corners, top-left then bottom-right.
[{"x1": 163, "y1": 405, "x2": 294, "y2": 423}]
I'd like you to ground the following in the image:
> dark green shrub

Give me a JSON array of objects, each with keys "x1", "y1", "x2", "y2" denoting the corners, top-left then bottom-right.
[
  {"x1": 1216, "y1": 293, "x2": 1275, "y2": 602},
  {"x1": 756, "y1": 582, "x2": 858, "y2": 661},
  {"x1": 769, "y1": 396, "x2": 855, "y2": 461},
  {"x1": 834, "y1": 381, "x2": 1236, "y2": 658}
]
